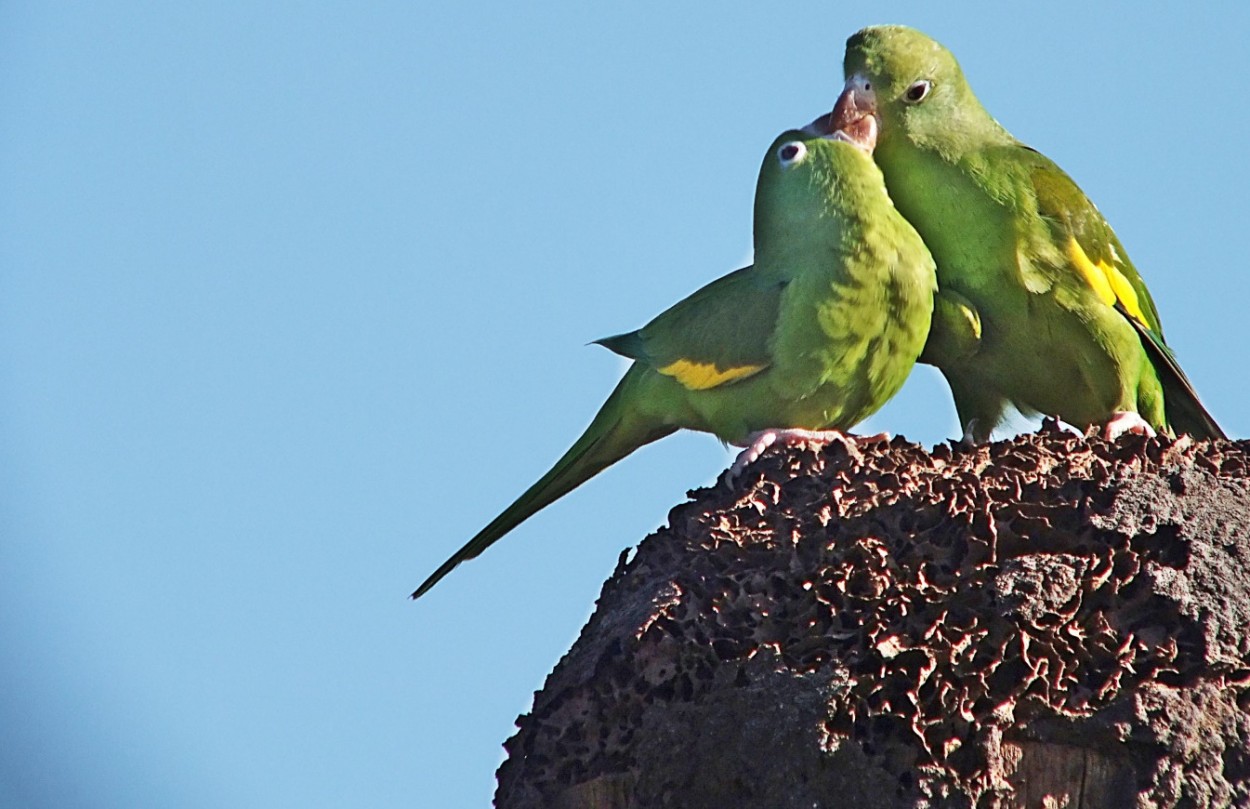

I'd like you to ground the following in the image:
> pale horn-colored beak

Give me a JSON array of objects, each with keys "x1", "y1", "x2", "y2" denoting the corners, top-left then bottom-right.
[{"x1": 803, "y1": 75, "x2": 878, "y2": 153}]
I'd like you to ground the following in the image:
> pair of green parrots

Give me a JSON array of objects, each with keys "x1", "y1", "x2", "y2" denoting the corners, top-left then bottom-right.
[{"x1": 413, "y1": 25, "x2": 1224, "y2": 600}]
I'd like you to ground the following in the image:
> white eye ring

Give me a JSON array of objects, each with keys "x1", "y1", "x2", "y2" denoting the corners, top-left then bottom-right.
[
  {"x1": 904, "y1": 79, "x2": 932, "y2": 104},
  {"x1": 777, "y1": 140, "x2": 807, "y2": 167}
]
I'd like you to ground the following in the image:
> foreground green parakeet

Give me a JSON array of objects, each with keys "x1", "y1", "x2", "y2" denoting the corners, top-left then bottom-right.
[
  {"x1": 808, "y1": 25, "x2": 1224, "y2": 442},
  {"x1": 412, "y1": 131, "x2": 936, "y2": 599}
]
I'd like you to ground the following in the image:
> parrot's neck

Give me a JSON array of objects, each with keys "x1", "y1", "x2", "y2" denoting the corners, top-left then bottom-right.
[
  {"x1": 755, "y1": 227, "x2": 847, "y2": 276},
  {"x1": 753, "y1": 169, "x2": 885, "y2": 273},
  {"x1": 754, "y1": 194, "x2": 857, "y2": 278},
  {"x1": 875, "y1": 139, "x2": 1015, "y2": 285}
]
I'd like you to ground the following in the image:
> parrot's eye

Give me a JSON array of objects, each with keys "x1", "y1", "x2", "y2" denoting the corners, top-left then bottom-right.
[
  {"x1": 777, "y1": 141, "x2": 807, "y2": 167},
  {"x1": 904, "y1": 80, "x2": 932, "y2": 104}
]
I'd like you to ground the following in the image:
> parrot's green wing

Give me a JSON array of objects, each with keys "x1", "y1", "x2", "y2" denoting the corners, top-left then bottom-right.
[
  {"x1": 1026, "y1": 150, "x2": 1225, "y2": 439},
  {"x1": 595, "y1": 265, "x2": 783, "y2": 391},
  {"x1": 919, "y1": 288, "x2": 982, "y2": 368},
  {"x1": 1025, "y1": 148, "x2": 1163, "y2": 334}
]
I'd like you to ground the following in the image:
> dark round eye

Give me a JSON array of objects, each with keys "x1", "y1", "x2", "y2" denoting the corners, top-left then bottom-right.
[
  {"x1": 904, "y1": 80, "x2": 932, "y2": 104},
  {"x1": 777, "y1": 141, "x2": 807, "y2": 167}
]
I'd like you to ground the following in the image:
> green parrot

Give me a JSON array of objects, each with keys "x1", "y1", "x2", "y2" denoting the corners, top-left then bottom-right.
[
  {"x1": 808, "y1": 25, "x2": 1224, "y2": 442},
  {"x1": 412, "y1": 131, "x2": 936, "y2": 599}
]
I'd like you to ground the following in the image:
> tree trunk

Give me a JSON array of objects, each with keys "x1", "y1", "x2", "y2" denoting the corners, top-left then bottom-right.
[{"x1": 495, "y1": 425, "x2": 1250, "y2": 808}]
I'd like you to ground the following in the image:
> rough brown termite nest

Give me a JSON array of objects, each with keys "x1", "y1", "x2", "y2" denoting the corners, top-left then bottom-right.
[{"x1": 495, "y1": 424, "x2": 1250, "y2": 809}]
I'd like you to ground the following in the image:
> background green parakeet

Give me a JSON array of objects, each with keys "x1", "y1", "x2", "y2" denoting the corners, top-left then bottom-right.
[
  {"x1": 412, "y1": 131, "x2": 936, "y2": 599},
  {"x1": 809, "y1": 24, "x2": 1224, "y2": 443}
]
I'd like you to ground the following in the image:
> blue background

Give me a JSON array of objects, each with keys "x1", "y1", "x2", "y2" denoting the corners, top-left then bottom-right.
[{"x1": 4, "y1": 3, "x2": 1247, "y2": 806}]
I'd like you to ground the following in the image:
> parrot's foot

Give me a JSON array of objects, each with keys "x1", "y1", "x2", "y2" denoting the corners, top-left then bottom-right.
[
  {"x1": 726, "y1": 428, "x2": 857, "y2": 482},
  {"x1": 1101, "y1": 411, "x2": 1157, "y2": 441},
  {"x1": 958, "y1": 419, "x2": 981, "y2": 447}
]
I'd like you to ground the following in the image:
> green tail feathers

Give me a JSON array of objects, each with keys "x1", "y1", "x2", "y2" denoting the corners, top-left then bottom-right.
[
  {"x1": 1124, "y1": 312, "x2": 1226, "y2": 440},
  {"x1": 592, "y1": 331, "x2": 646, "y2": 361},
  {"x1": 411, "y1": 370, "x2": 674, "y2": 600}
]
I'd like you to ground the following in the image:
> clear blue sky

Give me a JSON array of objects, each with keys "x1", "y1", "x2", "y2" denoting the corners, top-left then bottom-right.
[{"x1": 3, "y1": 3, "x2": 1247, "y2": 807}]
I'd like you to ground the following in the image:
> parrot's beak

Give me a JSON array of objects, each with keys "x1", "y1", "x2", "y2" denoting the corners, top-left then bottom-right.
[{"x1": 804, "y1": 74, "x2": 878, "y2": 154}]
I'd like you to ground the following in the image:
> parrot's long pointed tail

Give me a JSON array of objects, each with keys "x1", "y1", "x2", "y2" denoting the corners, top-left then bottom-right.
[
  {"x1": 411, "y1": 369, "x2": 675, "y2": 600},
  {"x1": 1124, "y1": 311, "x2": 1226, "y2": 441}
]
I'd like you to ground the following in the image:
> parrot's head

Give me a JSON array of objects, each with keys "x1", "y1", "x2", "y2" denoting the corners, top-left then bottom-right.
[
  {"x1": 754, "y1": 130, "x2": 891, "y2": 250},
  {"x1": 805, "y1": 26, "x2": 995, "y2": 159}
]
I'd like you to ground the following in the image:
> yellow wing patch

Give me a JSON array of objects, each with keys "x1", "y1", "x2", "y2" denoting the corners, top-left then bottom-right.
[
  {"x1": 658, "y1": 358, "x2": 765, "y2": 390},
  {"x1": 1066, "y1": 237, "x2": 1147, "y2": 325}
]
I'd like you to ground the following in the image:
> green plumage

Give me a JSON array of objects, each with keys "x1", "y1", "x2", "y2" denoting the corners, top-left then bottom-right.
[
  {"x1": 817, "y1": 25, "x2": 1223, "y2": 441},
  {"x1": 412, "y1": 133, "x2": 935, "y2": 599}
]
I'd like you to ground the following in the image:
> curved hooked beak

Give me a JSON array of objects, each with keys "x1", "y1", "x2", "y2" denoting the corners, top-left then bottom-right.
[{"x1": 803, "y1": 74, "x2": 878, "y2": 154}]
